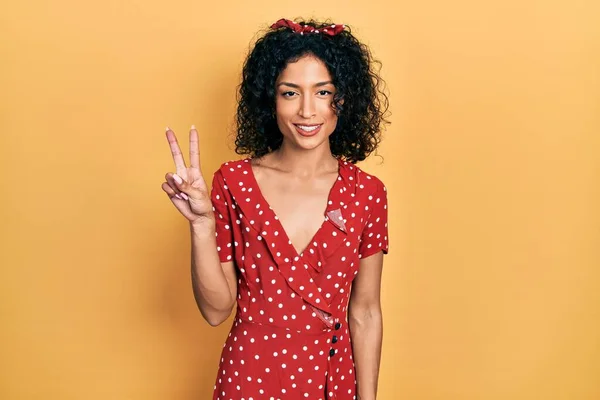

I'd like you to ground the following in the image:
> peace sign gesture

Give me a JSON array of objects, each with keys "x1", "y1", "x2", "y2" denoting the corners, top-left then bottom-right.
[{"x1": 162, "y1": 126, "x2": 214, "y2": 224}]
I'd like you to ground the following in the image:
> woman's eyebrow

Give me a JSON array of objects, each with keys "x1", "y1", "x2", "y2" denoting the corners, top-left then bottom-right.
[{"x1": 277, "y1": 81, "x2": 334, "y2": 88}]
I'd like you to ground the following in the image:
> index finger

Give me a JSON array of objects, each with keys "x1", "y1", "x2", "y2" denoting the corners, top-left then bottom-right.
[{"x1": 165, "y1": 128, "x2": 186, "y2": 172}]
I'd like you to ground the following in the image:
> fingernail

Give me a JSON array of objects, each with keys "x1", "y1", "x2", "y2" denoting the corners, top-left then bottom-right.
[
  {"x1": 166, "y1": 126, "x2": 171, "y2": 132},
  {"x1": 191, "y1": 124, "x2": 196, "y2": 130},
  {"x1": 175, "y1": 194, "x2": 182, "y2": 199},
  {"x1": 180, "y1": 192, "x2": 189, "y2": 200},
  {"x1": 173, "y1": 174, "x2": 183, "y2": 184}
]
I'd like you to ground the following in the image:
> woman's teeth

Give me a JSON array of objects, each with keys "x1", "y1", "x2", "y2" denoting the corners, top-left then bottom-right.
[{"x1": 297, "y1": 125, "x2": 319, "y2": 132}]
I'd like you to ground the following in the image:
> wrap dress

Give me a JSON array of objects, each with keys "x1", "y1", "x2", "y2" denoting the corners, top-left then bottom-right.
[{"x1": 210, "y1": 157, "x2": 389, "y2": 400}]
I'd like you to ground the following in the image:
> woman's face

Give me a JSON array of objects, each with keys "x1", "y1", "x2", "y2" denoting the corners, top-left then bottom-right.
[{"x1": 274, "y1": 54, "x2": 338, "y2": 152}]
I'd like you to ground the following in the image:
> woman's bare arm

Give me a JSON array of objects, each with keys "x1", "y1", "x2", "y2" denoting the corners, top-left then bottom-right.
[
  {"x1": 348, "y1": 251, "x2": 384, "y2": 400},
  {"x1": 162, "y1": 127, "x2": 237, "y2": 326},
  {"x1": 189, "y1": 220, "x2": 237, "y2": 326}
]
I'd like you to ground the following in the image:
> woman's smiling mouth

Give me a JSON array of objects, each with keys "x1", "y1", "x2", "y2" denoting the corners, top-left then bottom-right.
[{"x1": 294, "y1": 124, "x2": 322, "y2": 136}]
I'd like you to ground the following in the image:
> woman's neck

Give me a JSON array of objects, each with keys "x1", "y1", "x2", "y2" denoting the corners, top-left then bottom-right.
[{"x1": 264, "y1": 144, "x2": 338, "y2": 178}]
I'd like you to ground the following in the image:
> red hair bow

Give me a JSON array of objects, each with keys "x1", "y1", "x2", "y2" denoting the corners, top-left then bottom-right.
[{"x1": 270, "y1": 18, "x2": 345, "y2": 36}]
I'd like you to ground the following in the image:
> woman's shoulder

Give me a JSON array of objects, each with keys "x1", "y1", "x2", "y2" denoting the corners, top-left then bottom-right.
[
  {"x1": 344, "y1": 160, "x2": 387, "y2": 193},
  {"x1": 210, "y1": 158, "x2": 252, "y2": 191},
  {"x1": 213, "y1": 157, "x2": 252, "y2": 176}
]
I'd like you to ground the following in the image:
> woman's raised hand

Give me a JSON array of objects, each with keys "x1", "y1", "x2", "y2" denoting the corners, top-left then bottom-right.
[{"x1": 162, "y1": 126, "x2": 214, "y2": 224}]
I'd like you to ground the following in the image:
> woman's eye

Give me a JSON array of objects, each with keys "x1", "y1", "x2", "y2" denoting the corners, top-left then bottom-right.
[
  {"x1": 318, "y1": 90, "x2": 333, "y2": 96},
  {"x1": 282, "y1": 91, "x2": 296, "y2": 97}
]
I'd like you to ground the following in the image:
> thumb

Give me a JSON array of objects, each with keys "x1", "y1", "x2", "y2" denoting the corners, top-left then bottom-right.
[
  {"x1": 172, "y1": 173, "x2": 184, "y2": 186},
  {"x1": 173, "y1": 174, "x2": 206, "y2": 200},
  {"x1": 172, "y1": 173, "x2": 192, "y2": 193}
]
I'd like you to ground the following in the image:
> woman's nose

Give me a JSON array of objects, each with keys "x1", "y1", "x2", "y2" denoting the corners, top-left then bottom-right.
[{"x1": 298, "y1": 96, "x2": 316, "y2": 118}]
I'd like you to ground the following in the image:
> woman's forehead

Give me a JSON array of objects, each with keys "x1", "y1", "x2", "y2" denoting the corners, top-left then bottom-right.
[{"x1": 277, "y1": 55, "x2": 333, "y2": 85}]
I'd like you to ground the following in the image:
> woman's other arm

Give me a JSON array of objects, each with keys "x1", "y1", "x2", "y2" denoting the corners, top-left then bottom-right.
[{"x1": 348, "y1": 251, "x2": 384, "y2": 400}]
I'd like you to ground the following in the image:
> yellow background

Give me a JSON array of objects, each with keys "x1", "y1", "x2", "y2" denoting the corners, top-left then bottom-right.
[{"x1": 1, "y1": 0, "x2": 599, "y2": 398}]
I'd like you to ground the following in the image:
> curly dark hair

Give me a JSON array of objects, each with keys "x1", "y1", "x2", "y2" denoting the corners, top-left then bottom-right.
[{"x1": 234, "y1": 18, "x2": 390, "y2": 164}]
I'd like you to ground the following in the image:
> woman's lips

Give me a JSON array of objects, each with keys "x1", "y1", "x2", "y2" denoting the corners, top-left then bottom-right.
[{"x1": 294, "y1": 124, "x2": 322, "y2": 137}]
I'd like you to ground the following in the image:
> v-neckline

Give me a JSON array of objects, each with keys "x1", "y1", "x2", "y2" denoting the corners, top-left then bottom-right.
[{"x1": 245, "y1": 157, "x2": 343, "y2": 259}]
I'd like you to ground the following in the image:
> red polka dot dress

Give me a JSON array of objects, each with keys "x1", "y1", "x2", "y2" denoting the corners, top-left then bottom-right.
[{"x1": 210, "y1": 157, "x2": 389, "y2": 400}]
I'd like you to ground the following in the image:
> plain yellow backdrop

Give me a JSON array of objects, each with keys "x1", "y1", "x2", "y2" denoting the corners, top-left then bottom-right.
[{"x1": 1, "y1": 0, "x2": 599, "y2": 399}]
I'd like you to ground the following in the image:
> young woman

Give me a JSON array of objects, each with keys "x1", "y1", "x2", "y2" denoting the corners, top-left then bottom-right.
[{"x1": 162, "y1": 18, "x2": 390, "y2": 400}]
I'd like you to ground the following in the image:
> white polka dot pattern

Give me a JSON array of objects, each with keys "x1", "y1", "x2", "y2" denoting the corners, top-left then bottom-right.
[{"x1": 209, "y1": 158, "x2": 389, "y2": 399}]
